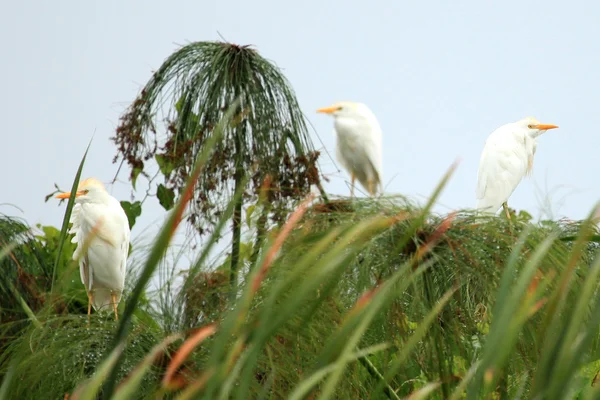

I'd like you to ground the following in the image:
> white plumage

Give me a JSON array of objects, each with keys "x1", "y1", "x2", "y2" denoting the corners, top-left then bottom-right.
[
  {"x1": 317, "y1": 101, "x2": 383, "y2": 197},
  {"x1": 56, "y1": 177, "x2": 130, "y2": 319},
  {"x1": 476, "y1": 117, "x2": 559, "y2": 216}
]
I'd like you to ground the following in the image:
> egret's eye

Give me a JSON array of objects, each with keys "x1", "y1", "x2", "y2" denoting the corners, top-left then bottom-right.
[
  {"x1": 527, "y1": 124, "x2": 533, "y2": 129},
  {"x1": 83, "y1": 189, "x2": 90, "y2": 194}
]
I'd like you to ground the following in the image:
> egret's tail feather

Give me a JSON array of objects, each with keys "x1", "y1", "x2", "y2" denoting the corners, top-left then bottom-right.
[
  {"x1": 476, "y1": 200, "x2": 500, "y2": 215},
  {"x1": 91, "y1": 289, "x2": 122, "y2": 313}
]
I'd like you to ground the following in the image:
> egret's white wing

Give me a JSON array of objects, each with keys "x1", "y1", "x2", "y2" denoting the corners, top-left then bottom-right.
[
  {"x1": 476, "y1": 140, "x2": 495, "y2": 200},
  {"x1": 333, "y1": 110, "x2": 384, "y2": 196},
  {"x1": 361, "y1": 124, "x2": 383, "y2": 189},
  {"x1": 70, "y1": 200, "x2": 130, "y2": 290},
  {"x1": 69, "y1": 204, "x2": 85, "y2": 259},
  {"x1": 68, "y1": 203, "x2": 92, "y2": 288},
  {"x1": 345, "y1": 119, "x2": 383, "y2": 195},
  {"x1": 476, "y1": 131, "x2": 529, "y2": 212},
  {"x1": 333, "y1": 129, "x2": 352, "y2": 173},
  {"x1": 80, "y1": 254, "x2": 92, "y2": 291},
  {"x1": 119, "y1": 216, "x2": 130, "y2": 285}
]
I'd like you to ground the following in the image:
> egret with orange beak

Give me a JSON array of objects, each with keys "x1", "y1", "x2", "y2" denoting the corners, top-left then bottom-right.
[
  {"x1": 55, "y1": 178, "x2": 130, "y2": 320},
  {"x1": 317, "y1": 101, "x2": 383, "y2": 197},
  {"x1": 476, "y1": 117, "x2": 559, "y2": 219}
]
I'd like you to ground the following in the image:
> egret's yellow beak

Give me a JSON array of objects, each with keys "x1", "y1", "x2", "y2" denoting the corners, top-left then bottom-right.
[
  {"x1": 55, "y1": 190, "x2": 85, "y2": 199},
  {"x1": 316, "y1": 106, "x2": 340, "y2": 114},
  {"x1": 532, "y1": 124, "x2": 559, "y2": 130}
]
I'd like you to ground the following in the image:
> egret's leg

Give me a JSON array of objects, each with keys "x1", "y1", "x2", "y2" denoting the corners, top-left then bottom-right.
[
  {"x1": 502, "y1": 202, "x2": 511, "y2": 221},
  {"x1": 350, "y1": 173, "x2": 356, "y2": 198},
  {"x1": 503, "y1": 202, "x2": 515, "y2": 234},
  {"x1": 111, "y1": 293, "x2": 118, "y2": 321},
  {"x1": 87, "y1": 292, "x2": 92, "y2": 327},
  {"x1": 367, "y1": 179, "x2": 374, "y2": 197}
]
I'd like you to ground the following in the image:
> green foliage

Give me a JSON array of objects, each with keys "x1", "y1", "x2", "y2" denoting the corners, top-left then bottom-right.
[
  {"x1": 3, "y1": 181, "x2": 600, "y2": 399},
  {"x1": 0, "y1": 218, "x2": 70, "y2": 352},
  {"x1": 130, "y1": 166, "x2": 143, "y2": 191},
  {"x1": 111, "y1": 40, "x2": 322, "y2": 236},
  {"x1": 155, "y1": 154, "x2": 175, "y2": 176},
  {"x1": 119, "y1": 201, "x2": 142, "y2": 229},
  {"x1": 0, "y1": 216, "x2": 161, "y2": 399},
  {"x1": 35, "y1": 224, "x2": 87, "y2": 308},
  {"x1": 0, "y1": 317, "x2": 160, "y2": 400},
  {"x1": 156, "y1": 184, "x2": 175, "y2": 211},
  {"x1": 0, "y1": 217, "x2": 50, "y2": 312}
]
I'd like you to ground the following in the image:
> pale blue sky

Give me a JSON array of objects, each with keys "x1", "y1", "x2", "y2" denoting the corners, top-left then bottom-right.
[{"x1": 2, "y1": 0, "x2": 599, "y2": 246}]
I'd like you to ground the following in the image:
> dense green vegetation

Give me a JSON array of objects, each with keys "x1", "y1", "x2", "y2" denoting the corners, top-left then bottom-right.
[{"x1": 2, "y1": 41, "x2": 600, "y2": 399}]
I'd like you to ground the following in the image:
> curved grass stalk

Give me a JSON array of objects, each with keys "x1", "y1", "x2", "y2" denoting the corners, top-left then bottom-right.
[
  {"x1": 100, "y1": 98, "x2": 241, "y2": 399},
  {"x1": 51, "y1": 138, "x2": 92, "y2": 294},
  {"x1": 288, "y1": 343, "x2": 390, "y2": 400}
]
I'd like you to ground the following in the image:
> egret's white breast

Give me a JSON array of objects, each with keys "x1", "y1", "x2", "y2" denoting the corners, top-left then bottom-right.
[{"x1": 334, "y1": 117, "x2": 373, "y2": 174}]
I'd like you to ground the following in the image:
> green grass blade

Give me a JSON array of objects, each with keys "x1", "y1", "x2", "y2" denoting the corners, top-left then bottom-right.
[
  {"x1": 314, "y1": 167, "x2": 457, "y2": 399},
  {"x1": 466, "y1": 231, "x2": 558, "y2": 398},
  {"x1": 530, "y1": 206, "x2": 600, "y2": 395},
  {"x1": 406, "y1": 382, "x2": 441, "y2": 400},
  {"x1": 51, "y1": 138, "x2": 92, "y2": 294},
  {"x1": 112, "y1": 334, "x2": 182, "y2": 400},
  {"x1": 72, "y1": 343, "x2": 125, "y2": 400},
  {"x1": 537, "y1": 205, "x2": 599, "y2": 336},
  {"x1": 0, "y1": 240, "x2": 18, "y2": 261},
  {"x1": 219, "y1": 344, "x2": 251, "y2": 400},
  {"x1": 288, "y1": 344, "x2": 390, "y2": 400},
  {"x1": 260, "y1": 218, "x2": 394, "y2": 340},
  {"x1": 357, "y1": 356, "x2": 401, "y2": 400},
  {"x1": 582, "y1": 379, "x2": 600, "y2": 400},
  {"x1": 204, "y1": 212, "x2": 393, "y2": 398},
  {"x1": 317, "y1": 262, "x2": 441, "y2": 400},
  {"x1": 448, "y1": 361, "x2": 481, "y2": 400},
  {"x1": 7, "y1": 281, "x2": 41, "y2": 329},
  {"x1": 374, "y1": 287, "x2": 457, "y2": 396},
  {"x1": 0, "y1": 359, "x2": 17, "y2": 400},
  {"x1": 546, "y1": 255, "x2": 600, "y2": 392},
  {"x1": 101, "y1": 97, "x2": 241, "y2": 399},
  {"x1": 511, "y1": 371, "x2": 530, "y2": 400},
  {"x1": 210, "y1": 165, "x2": 457, "y2": 400},
  {"x1": 0, "y1": 240, "x2": 42, "y2": 328}
]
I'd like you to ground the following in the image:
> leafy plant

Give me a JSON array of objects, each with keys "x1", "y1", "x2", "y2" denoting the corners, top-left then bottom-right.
[
  {"x1": 3, "y1": 167, "x2": 600, "y2": 399},
  {"x1": 111, "y1": 40, "x2": 326, "y2": 290}
]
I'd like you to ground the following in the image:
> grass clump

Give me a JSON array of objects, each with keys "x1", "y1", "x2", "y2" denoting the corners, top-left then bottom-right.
[{"x1": 1, "y1": 189, "x2": 600, "y2": 399}]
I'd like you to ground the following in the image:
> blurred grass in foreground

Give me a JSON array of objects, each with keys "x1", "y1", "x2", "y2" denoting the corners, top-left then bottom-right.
[{"x1": 1, "y1": 111, "x2": 600, "y2": 398}]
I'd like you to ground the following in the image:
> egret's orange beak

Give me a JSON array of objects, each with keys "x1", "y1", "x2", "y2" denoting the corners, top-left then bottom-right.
[
  {"x1": 532, "y1": 124, "x2": 559, "y2": 130},
  {"x1": 55, "y1": 190, "x2": 85, "y2": 199},
  {"x1": 316, "y1": 106, "x2": 340, "y2": 114}
]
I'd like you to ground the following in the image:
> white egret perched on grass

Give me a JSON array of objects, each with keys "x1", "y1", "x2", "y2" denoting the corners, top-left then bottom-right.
[
  {"x1": 55, "y1": 178, "x2": 130, "y2": 320},
  {"x1": 476, "y1": 117, "x2": 559, "y2": 219},
  {"x1": 317, "y1": 101, "x2": 383, "y2": 197}
]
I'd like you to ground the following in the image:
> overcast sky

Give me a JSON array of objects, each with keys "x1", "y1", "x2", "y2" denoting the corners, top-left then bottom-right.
[{"x1": 2, "y1": 1, "x2": 599, "y2": 251}]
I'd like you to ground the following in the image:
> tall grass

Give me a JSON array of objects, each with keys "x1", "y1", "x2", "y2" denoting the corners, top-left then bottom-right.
[{"x1": 1, "y1": 110, "x2": 600, "y2": 398}]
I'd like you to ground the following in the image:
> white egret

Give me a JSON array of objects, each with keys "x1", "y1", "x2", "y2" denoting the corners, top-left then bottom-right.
[
  {"x1": 476, "y1": 117, "x2": 559, "y2": 219},
  {"x1": 55, "y1": 178, "x2": 130, "y2": 320},
  {"x1": 317, "y1": 101, "x2": 383, "y2": 197}
]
